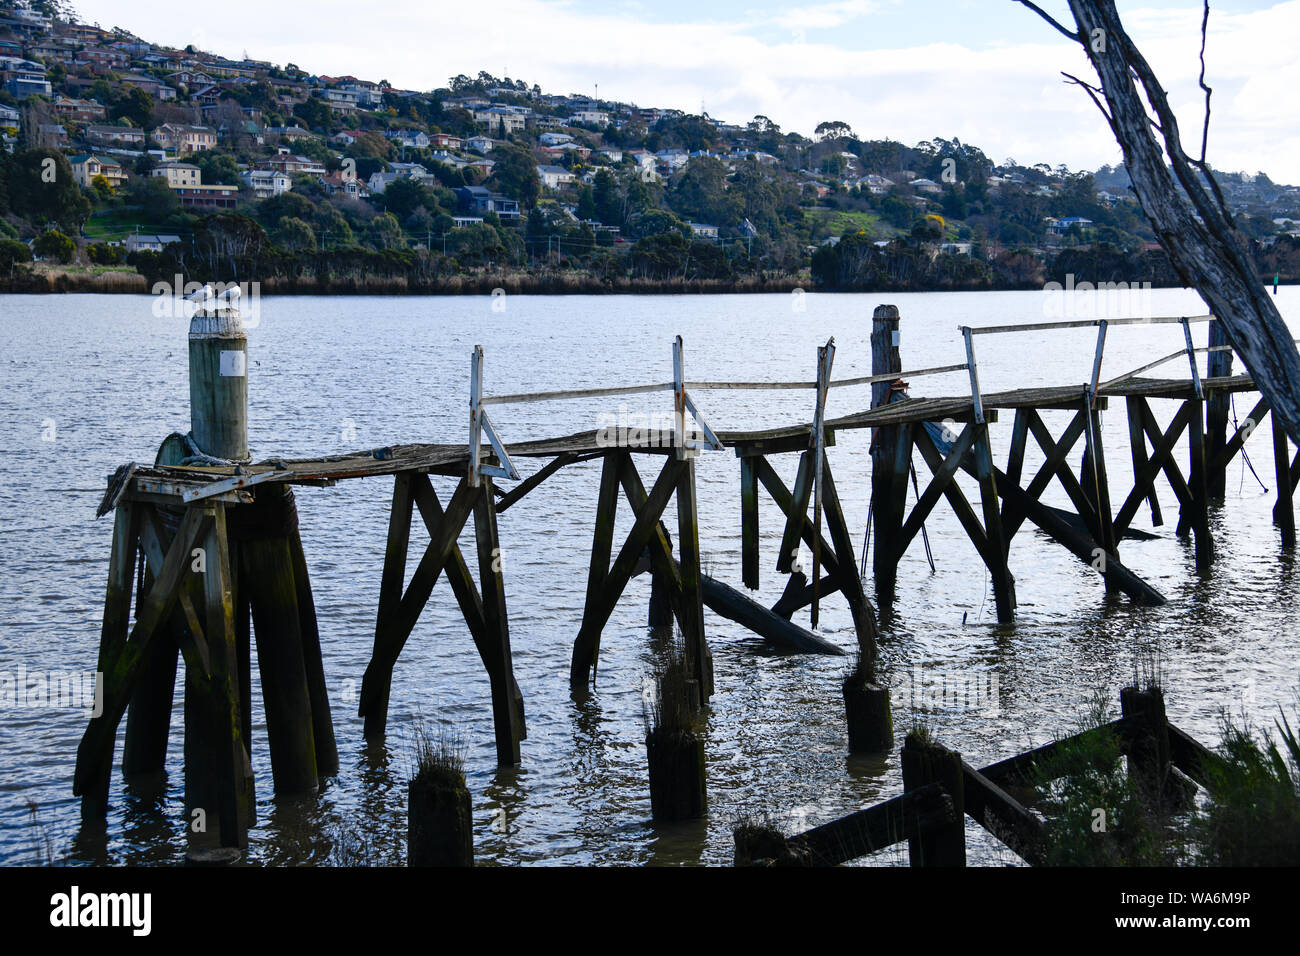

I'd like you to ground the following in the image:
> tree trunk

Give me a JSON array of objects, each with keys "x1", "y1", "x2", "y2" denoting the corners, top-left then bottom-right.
[{"x1": 1021, "y1": 0, "x2": 1300, "y2": 444}]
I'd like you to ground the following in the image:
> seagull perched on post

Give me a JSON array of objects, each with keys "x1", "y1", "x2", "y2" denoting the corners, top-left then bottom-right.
[
  {"x1": 215, "y1": 285, "x2": 240, "y2": 312},
  {"x1": 185, "y1": 283, "x2": 215, "y2": 314}
]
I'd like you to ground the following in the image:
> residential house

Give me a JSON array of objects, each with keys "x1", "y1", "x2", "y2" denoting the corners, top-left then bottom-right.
[
  {"x1": 466, "y1": 135, "x2": 494, "y2": 153},
  {"x1": 331, "y1": 129, "x2": 363, "y2": 146},
  {"x1": 172, "y1": 182, "x2": 240, "y2": 209},
  {"x1": 320, "y1": 87, "x2": 360, "y2": 113},
  {"x1": 539, "y1": 131, "x2": 573, "y2": 146},
  {"x1": 74, "y1": 47, "x2": 130, "y2": 71},
  {"x1": 268, "y1": 125, "x2": 316, "y2": 143},
  {"x1": 86, "y1": 125, "x2": 148, "y2": 148},
  {"x1": 119, "y1": 74, "x2": 176, "y2": 100},
  {"x1": 151, "y1": 162, "x2": 201, "y2": 187},
  {"x1": 453, "y1": 185, "x2": 521, "y2": 220},
  {"x1": 0, "y1": 56, "x2": 51, "y2": 97},
  {"x1": 430, "y1": 133, "x2": 463, "y2": 150},
  {"x1": 53, "y1": 96, "x2": 107, "y2": 123},
  {"x1": 319, "y1": 170, "x2": 372, "y2": 199},
  {"x1": 655, "y1": 148, "x2": 690, "y2": 171},
  {"x1": 687, "y1": 222, "x2": 719, "y2": 239},
  {"x1": 537, "y1": 164, "x2": 575, "y2": 189},
  {"x1": 860, "y1": 174, "x2": 895, "y2": 195},
  {"x1": 1046, "y1": 216, "x2": 1093, "y2": 236},
  {"x1": 167, "y1": 69, "x2": 215, "y2": 88},
  {"x1": 152, "y1": 123, "x2": 217, "y2": 155},
  {"x1": 242, "y1": 168, "x2": 292, "y2": 199},
  {"x1": 473, "y1": 106, "x2": 527, "y2": 136},
  {"x1": 123, "y1": 234, "x2": 182, "y2": 256},
  {"x1": 567, "y1": 110, "x2": 609, "y2": 127},
  {"x1": 597, "y1": 147, "x2": 623, "y2": 163},
  {"x1": 69, "y1": 154, "x2": 128, "y2": 189},
  {"x1": 939, "y1": 241, "x2": 973, "y2": 256},
  {"x1": 259, "y1": 148, "x2": 327, "y2": 177},
  {"x1": 911, "y1": 178, "x2": 942, "y2": 195},
  {"x1": 384, "y1": 128, "x2": 429, "y2": 149}
]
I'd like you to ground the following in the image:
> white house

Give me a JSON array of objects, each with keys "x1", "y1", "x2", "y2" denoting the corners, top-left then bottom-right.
[
  {"x1": 537, "y1": 164, "x2": 575, "y2": 189},
  {"x1": 124, "y1": 233, "x2": 181, "y2": 253},
  {"x1": 688, "y1": 222, "x2": 719, "y2": 239},
  {"x1": 242, "y1": 168, "x2": 291, "y2": 199}
]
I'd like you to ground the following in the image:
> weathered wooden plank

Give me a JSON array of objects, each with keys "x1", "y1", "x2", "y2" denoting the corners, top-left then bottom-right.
[
  {"x1": 913, "y1": 426, "x2": 993, "y2": 566},
  {"x1": 961, "y1": 760, "x2": 1044, "y2": 866},
  {"x1": 740, "y1": 456, "x2": 760, "y2": 590},
  {"x1": 676, "y1": 456, "x2": 712, "y2": 704},
  {"x1": 1125, "y1": 396, "x2": 1163, "y2": 527},
  {"x1": 570, "y1": 458, "x2": 685, "y2": 687},
  {"x1": 777, "y1": 782, "x2": 957, "y2": 867},
  {"x1": 899, "y1": 422, "x2": 974, "y2": 557},
  {"x1": 819, "y1": 462, "x2": 880, "y2": 659},
  {"x1": 973, "y1": 421, "x2": 1016, "y2": 622},
  {"x1": 1185, "y1": 399, "x2": 1215, "y2": 572},
  {"x1": 751, "y1": 456, "x2": 840, "y2": 578},
  {"x1": 286, "y1": 525, "x2": 338, "y2": 776},
  {"x1": 776, "y1": 452, "x2": 813, "y2": 574},
  {"x1": 1274, "y1": 408, "x2": 1296, "y2": 549},
  {"x1": 474, "y1": 479, "x2": 524, "y2": 766},
  {"x1": 76, "y1": 506, "x2": 210, "y2": 812}
]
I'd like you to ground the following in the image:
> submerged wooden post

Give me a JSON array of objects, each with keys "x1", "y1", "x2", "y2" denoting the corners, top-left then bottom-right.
[
  {"x1": 648, "y1": 524, "x2": 674, "y2": 628},
  {"x1": 1186, "y1": 399, "x2": 1215, "y2": 573},
  {"x1": 239, "y1": 490, "x2": 320, "y2": 795},
  {"x1": 1120, "y1": 685, "x2": 1192, "y2": 814},
  {"x1": 870, "y1": 305, "x2": 907, "y2": 610},
  {"x1": 1273, "y1": 409, "x2": 1296, "y2": 549},
  {"x1": 645, "y1": 647, "x2": 706, "y2": 822},
  {"x1": 900, "y1": 732, "x2": 965, "y2": 866},
  {"x1": 1206, "y1": 320, "x2": 1233, "y2": 500},
  {"x1": 676, "y1": 456, "x2": 713, "y2": 705},
  {"x1": 407, "y1": 741, "x2": 473, "y2": 867}
]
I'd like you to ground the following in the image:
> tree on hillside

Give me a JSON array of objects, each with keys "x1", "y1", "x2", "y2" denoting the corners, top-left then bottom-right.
[
  {"x1": 815, "y1": 120, "x2": 854, "y2": 142},
  {"x1": 490, "y1": 143, "x2": 540, "y2": 208},
  {"x1": 9, "y1": 149, "x2": 91, "y2": 232}
]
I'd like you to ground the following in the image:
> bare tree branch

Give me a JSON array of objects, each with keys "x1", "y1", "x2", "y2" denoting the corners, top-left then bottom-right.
[
  {"x1": 1197, "y1": 0, "x2": 1212, "y2": 164},
  {"x1": 1061, "y1": 72, "x2": 1113, "y2": 128},
  {"x1": 1026, "y1": 0, "x2": 1300, "y2": 445},
  {"x1": 1012, "y1": 0, "x2": 1082, "y2": 43}
]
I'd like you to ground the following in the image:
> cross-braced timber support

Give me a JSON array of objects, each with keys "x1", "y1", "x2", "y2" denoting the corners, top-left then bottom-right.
[{"x1": 358, "y1": 471, "x2": 526, "y2": 765}]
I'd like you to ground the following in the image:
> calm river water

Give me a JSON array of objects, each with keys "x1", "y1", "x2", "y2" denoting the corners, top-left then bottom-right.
[{"x1": 1, "y1": 287, "x2": 1298, "y2": 866}]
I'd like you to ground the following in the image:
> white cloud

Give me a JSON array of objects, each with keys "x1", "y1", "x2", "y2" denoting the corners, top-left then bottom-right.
[{"x1": 74, "y1": 0, "x2": 1300, "y2": 181}]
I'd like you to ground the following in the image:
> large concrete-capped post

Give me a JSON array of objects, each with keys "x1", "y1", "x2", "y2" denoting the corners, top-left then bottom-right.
[{"x1": 189, "y1": 298, "x2": 249, "y2": 461}]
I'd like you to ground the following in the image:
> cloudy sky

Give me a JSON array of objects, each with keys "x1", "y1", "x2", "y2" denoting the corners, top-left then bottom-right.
[{"x1": 70, "y1": 0, "x2": 1300, "y2": 182}]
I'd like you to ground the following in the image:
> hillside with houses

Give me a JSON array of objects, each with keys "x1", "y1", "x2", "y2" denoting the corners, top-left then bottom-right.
[{"x1": 2, "y1": 0, "x2": 1299, "y2": 292}]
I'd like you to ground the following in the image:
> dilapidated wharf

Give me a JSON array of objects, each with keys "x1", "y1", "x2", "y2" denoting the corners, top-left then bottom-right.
[{"x1": 75, "y1": 302, "x2": 1293, "y2": 852}]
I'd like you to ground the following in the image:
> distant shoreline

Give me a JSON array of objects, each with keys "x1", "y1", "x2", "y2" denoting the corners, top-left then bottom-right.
[{"x1": 0, "y1": 268, "x2": 1286, "y2": 297}]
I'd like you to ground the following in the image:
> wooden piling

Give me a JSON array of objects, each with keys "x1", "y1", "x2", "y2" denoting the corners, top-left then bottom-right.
[
  {"x1": 188, "y1": 308, "x2": 248, "y2": 462},
  {"x1": 239, "y1": 496, "x2": 320, "y2": 795},
  {"x1": 675, "y1": 456, "x2": 713, "y2": 704},
  {"x1": 647, "y1": 524, "x2": 674, "y2": 628},
  {"x1": 1274, "y1": 409, "x2": 1296, "y2": 549},
  {"x1": 900, "y1": 732, "x2": 965, "y2": 866},
  {"x1": 1206, "y1": 320, "x2": 1233, "y2": 499},
  {"x1": 1120, "y1": 685, "x2": 1193, "y2": 814},
  {"x1": 645, "y1": 648, "x2": 706, "y2": 822},
  {"x1": 1185, "y1": 399, "x2": 1215, "y2": 572},
  {"x1": 869, "y1": 306, "x2": 908, "y2": 611},
  {"x1": 843, "y1": 657, "x2": 892, "y2": 754},
  {"x1": 407, "y1": 736, "x2": 473, "y2": 867},
  {"x1": 740, "y1": 457, "x2": 759, "y2": 590}
]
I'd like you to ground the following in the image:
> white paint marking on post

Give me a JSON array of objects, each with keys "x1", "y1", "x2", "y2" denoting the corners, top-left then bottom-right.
[{"x1": 218, "y1": 350, "x2": 246, "y2": 377}]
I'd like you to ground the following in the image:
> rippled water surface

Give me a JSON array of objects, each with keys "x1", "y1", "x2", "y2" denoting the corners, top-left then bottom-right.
[{"x1": 1, "y1": 288, "x2": 1298, "y2": 866}]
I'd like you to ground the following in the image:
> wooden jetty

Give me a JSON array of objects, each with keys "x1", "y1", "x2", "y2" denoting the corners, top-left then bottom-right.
[
  {"x1": 734, "y1": 685, "x2": 1218, "y2": 867},
  {"x1": 74, "y1": 298, "x2": 1298, "y2": 851}
]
